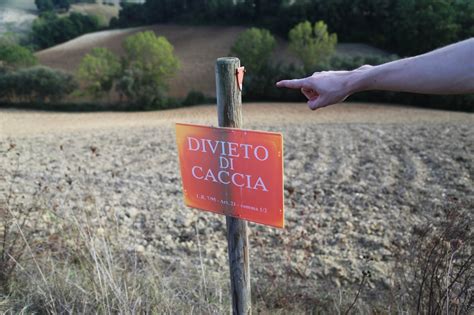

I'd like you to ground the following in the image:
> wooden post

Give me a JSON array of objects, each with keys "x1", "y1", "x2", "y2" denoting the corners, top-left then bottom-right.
[{"x1": 216, "y1": 57, "x2": 251, "y2": 315}]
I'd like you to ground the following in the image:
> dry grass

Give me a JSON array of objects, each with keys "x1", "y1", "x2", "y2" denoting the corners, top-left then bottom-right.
[
  {"x1": 0, "y1": 202, "x2": 380, "y2": 314},
  {"x1": 4, "y1": 205, "x2": 473, "y2": 314},
  {"x1": 2, "y1": 174, "x2": 471, "y2": 313},
  {"x1": 1, "y1": 192, "x2": 230, "y2": 314},
  {"x1": 0, "y1": 187, "x2": 366, "y2": 314},
  {"x1": 392, "y1": 200, "x2": 473, "y2": 315}
]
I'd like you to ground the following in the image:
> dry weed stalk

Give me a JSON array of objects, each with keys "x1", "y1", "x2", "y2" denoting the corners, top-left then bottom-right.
[
  {"x1": 1, "y1": 142, "x2": 231, "y2": 314},
  {"x1": 394, "y1": 201, "x2": 473, "y2": 315}
]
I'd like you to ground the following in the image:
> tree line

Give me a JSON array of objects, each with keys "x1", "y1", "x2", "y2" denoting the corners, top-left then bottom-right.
[
  {"x1": 230, "y1": 23, "x2": 473, "y2": 111},
  {"x1": 30, "y1": 0, "x2": 102, "y2": 50},
  {"x1": 0, "y1": 32, "x2": 180, "y2": 109},
  {"x1": 35, "y1": 0, "x2": 95, "y2": 12},
  {"x1": 113, "y1": 0, "x2": 474, "y2": 57}
]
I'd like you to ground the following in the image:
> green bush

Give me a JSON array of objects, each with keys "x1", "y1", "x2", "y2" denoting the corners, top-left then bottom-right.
[
  {"x1": 289, "y1": 21, "x2": 337, "y2": 72},
  {"x1": 243, "y1": 62, "x2": 306, "y2": 102},
  {"x1": 72, "y1": 31, "x2": 181, "y2": 110},
  {"x1": 230, "y1": 28, "x2": 276, "y2": 75},
  {"x1": 0, "y1": 42, "x2": 37, "y2": 70},
  {"x1": 181, "y1": 91, "x2": 206, "y2": 106},
  {"x1": 117, "y1": 31, "x2": 180, "y2": 108},
  {"x1": 0, "y1": 66, "x2": 77, "y2": 102},
  {"x1": 77, "y1": 47, "x2": 122, "y2": 98},
  {"x1": 323, "y1": 54, "x2": 400, "y2": 71}
]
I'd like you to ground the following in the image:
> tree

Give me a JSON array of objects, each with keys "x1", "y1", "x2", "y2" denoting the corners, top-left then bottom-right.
[
  {"x1": 0, "y1": 42, "x2": 37, "y2": 70},
  {"x1": 35, "y1": 0, "x2": 70, "y2": 12},
  {"x1": 77, "y1": 48, "x2": 121, "y2": 98},
  {"x1": 35, "y1": 0, "x2": 54, "y2": 12},
  {"x1": 455, "y1": 0, "x2": 474, "y2": 39},
  {"x1": 230, "y1": 28, "x2": 276, "y2": 74},
  {"x1": 117, "y1": 31, "x2": 180, "y2": 107},
  {"x1": 31, "y1": 12, "x2": 100, "y2": 49},
  {"x1": 55, "y1": 0, "x2": 71, "y2": 11},
  {"x1": 289, "y1": 20, "x2": 337, "y2": 73},
  {"x1": 388, "y1": 0, "x2": 459, "y2": 55}
]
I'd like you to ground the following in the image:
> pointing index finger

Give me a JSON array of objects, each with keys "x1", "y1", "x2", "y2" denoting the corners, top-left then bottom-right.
[{"x1": 276, "y1": 78, "x2": 308, "y2": 89}]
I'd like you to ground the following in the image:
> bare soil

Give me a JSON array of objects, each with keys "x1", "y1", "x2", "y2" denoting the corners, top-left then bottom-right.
[{"x1": 1, "y1": 103, "x2": 472, "y2": 307}]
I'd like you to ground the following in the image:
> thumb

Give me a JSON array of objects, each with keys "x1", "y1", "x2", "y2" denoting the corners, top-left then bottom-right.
[{"x1": 307, "y1": 96, "x2": 329, "y2": 110}]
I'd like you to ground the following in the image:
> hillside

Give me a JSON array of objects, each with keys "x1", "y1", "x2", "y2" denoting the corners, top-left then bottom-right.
[
  {"x1": 36, "y1": 25, "x2": 247, "y2": 98},
  {"x1": 36, "y1": 24, "x2": 390, "y2": 99}
]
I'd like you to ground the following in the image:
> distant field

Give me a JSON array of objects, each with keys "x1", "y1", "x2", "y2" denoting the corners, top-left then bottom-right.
[
  {"x1": 36, "y1": 24, "x2": 390, "y2": 99},
  {"x1": 1, "y1": 103, "x2": 472, "y2": 136}
]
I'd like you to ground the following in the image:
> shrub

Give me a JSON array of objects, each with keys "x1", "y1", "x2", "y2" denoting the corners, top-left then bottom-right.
[
  {"x1": 77, "y1": 47, "x2": 122, "y2": 98},
  {"x1": 325, "y1": 54, "x2": 399, "y2": 71},
  {"x1": 393, "y1": 204, "x2": 473, "y2": 314},
  {"x1": 243, "y1": 62, "x2": 305, "y2": 102},
  {"x1": 117, "y1": 31, "x2": 180, "y2": 108},
  {"x1": 0, "y1": 66, "x2": 77, "y2": 102},
  {"x1": 182, "y1": 90, "x2": 208, "y2": 107},
  {"x1": 289, "y1": 21, "x2": 337, "y2": 73},
  {"x1": 230, "y1": 28, "x2": 276, "y2": 75},
  {"x1": 0, "y1": 42, "x2": 37, "y2": 70}
]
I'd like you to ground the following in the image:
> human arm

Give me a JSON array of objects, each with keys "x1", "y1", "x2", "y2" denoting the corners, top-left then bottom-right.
[{"x1": 276, "y1": 38, "x2": 474, "y2": 110}]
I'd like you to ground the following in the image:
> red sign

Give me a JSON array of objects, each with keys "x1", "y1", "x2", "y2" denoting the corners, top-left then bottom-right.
[{"x1": 176, "y1": 123, "x2": 284, "y2": 228}]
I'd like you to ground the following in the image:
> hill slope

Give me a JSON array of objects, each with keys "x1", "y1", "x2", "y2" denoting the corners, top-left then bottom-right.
[
  {"x1": 36, "y1": 25, "x2": 247, "y2": 98},
  {"x1": 36, "y1": 24, "x2": 390, "y2": 99}
]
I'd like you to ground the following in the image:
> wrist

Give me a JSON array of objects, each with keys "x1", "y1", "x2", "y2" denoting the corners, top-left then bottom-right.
[{"x1": 347, "y1": 65, "x2": 374, "y2": 94}]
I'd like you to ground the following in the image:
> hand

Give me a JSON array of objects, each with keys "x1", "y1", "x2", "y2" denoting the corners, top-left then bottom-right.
[{"x1": 276, "y1": 66, "x2": 371, "y2": 110}]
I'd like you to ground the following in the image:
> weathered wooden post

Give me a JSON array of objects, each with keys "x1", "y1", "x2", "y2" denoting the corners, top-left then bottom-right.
[{"x1": 215, "y1": 57, "x2": 251, "y2": 315}]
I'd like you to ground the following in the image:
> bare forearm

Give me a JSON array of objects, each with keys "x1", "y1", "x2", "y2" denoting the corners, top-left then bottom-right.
[
  {"x1": 276, "y1": 39, "x2": 474, "y2": 110},
  {"x1": 351, "y1": 38, "x2": 474, "y2": 95}
]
